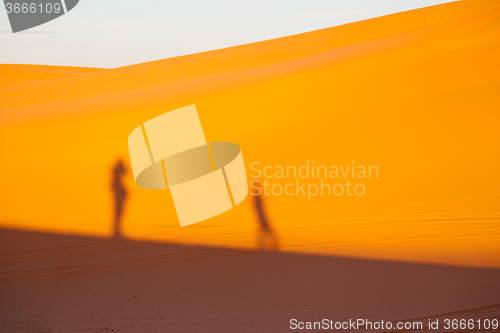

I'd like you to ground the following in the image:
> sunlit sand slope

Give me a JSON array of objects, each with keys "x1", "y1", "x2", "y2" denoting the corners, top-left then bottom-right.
[
  {"x1": 0, "y1": 0, "x2": 499, "y2": 267},
  {"x1": 0, "y1": 64, "x2": 104, "y2": 87},
  {"x1": 1, "y1": 0, "x2": 499, "y2": 124}
]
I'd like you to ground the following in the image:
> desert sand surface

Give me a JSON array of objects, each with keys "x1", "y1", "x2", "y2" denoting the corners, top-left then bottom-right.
[
  {"x1": 0, "y1": 227, "x2": 499, "y2": 332},
  {"x1": 0, "y1": 0, "x2": 499, "y2": 331},
  {"x1": 0, "y1": 64, "x2": 104, "y2": 87}
]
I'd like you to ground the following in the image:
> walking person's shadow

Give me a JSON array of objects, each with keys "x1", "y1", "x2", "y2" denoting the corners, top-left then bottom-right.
[
  {"x1": 111, "y1": 159, "x2": 128, "y2": 239},
  {"x1": 252, "y1": 180, "x2": 280, "y2": 251}
]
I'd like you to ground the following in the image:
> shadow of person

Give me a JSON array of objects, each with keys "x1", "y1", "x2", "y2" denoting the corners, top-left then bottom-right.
[
  {"x1": 111, "y1": 159, "x2": 128, "y2": 239},
  {"x1": 252, "y1": 179, "x2": 280, "y2": 251}
]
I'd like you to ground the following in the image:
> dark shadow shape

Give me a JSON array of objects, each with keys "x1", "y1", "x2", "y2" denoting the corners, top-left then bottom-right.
[
  {"x1": 252, "y1": 180, "x2": 280, "y2": 251},
  {"x1": 111, "y1": 159, "x2": 128, "y2": 239},
  {"x1": 0, "y1": 227, "x2": 499, "y2": 332}
]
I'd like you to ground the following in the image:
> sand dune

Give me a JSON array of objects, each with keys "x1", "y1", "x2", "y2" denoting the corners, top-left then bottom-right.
[
  {"x1": 0, "y1": 0, "x2": 499, "y2": 331},
  {"x1": 0, "y1": 0, "x2": 498, "y2": 237},
  {"x1": 1, "y1": 0, "x2": 499, "y2": 124},
  {"x1": 0, "y1": 64, "x2": 104, "y2": 87}
]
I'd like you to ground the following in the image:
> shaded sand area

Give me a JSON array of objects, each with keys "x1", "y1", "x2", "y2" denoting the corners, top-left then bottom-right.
[
  {"x1": 0, "y1": 227, "x2": 499, "y2": 332},
  {"x1": 0, "y1": 212, "x2": 498, "y2": 331},
  {"x1": 0, "y1": 0, "x2": 500, "y2": 331}
]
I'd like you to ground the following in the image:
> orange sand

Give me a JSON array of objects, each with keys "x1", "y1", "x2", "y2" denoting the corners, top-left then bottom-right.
[
  {"x1": 0, "y1": 0, "x2": 499, "y2": 266},
  {"x1": 0, "y1": 64, "x2": 103, "y2": 87}
]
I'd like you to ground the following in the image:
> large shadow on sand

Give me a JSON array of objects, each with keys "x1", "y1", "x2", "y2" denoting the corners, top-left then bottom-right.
[{"x1": 0, "y1": 228, "x2": 499, "y2": 332}]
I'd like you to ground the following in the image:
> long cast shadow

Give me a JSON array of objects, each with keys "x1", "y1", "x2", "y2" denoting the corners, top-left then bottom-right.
[{"x1": 0, "y1": 227, "x2": 499, "y2": 332}]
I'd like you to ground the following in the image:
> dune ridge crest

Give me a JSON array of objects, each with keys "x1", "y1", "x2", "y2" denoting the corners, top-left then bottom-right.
[{"x1": 1, "y1": 0, "x2": 499, "y2": 126}]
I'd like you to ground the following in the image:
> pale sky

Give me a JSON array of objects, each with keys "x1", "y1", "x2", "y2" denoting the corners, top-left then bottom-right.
[{"x1": 0, "y1": 0, "x2": 456, "y2": 68}]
